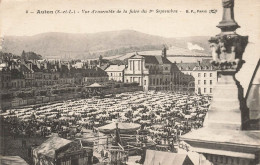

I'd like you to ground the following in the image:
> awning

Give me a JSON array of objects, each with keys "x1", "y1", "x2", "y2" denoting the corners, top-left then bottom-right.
[
  {"x1": 34, "y1": 136, "x2": 72, "y2": 159},
  {"x1": 98, "y1": 122, "x2": 140, "y2": 133},
  {"x1": 143, "y1": 150, "x2": 194, "y2": 165},
  {"x1": 86, "y1": 83, "x2": 105, "y2": 88},
  {"x1": 0, "y1": 156, "x2": 29, "y2": 165}
]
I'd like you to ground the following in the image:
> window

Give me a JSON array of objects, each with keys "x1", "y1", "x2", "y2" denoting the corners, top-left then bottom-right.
[
  {"x1": 204, "y1": 80, "x2": 206, "y2": 85},
  {"x1": 165, "y1": 67, "x2": 168, "y2": 70},
  {"x1": 129, "y1": 61, "x2": 132, "y2": 70},
  {"x1": 119, "y1": 73, "x2": 122, "y2": 76},
  {"x1": 204, "y1": 73, "x2": 206, "y2": 77},
  {"x1": 144, "y1": 80, "x2": 146, "y2": 85},
  {"x1": 204, "y1": 88, "x2": 206, "y2": 93},
  {"x1": 210, "y1": 80, "x2": 212, "y2": 85},
  {"x1": 111, "y1": 73, "x2": 113, "y2": 76},
  {"x1": 210, "y1": 73, "x2": 212, "y2": 77},
  {"x1": 130, "y1": 77, "x2": 133, "y2": 82},
  {"x1": 198, "y1": 80, "x2": 201, "y2": 85},
  {"x1": 210, "y1": 88, "x2": 212, "y2": 93},
  {"x1": 198, "y1": 87, "x2": 201, "y2": 93},
  {"x1": 198, "y1": 73, "x2": 201, "y2": 77}
]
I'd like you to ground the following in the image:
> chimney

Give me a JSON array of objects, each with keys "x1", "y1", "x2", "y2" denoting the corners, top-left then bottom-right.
[
  {"x1": 44, "y1": 62, "x2": 48, "y2": 69},
  {"x1": 11, "y1": 62, "x2": 15, "y2": 70},
  {"x1": 67, "y1": 63, "x2": 71, "y2": 70},
  {"x1": 58, "y1": 60, "x2": 61, "y2": 70},
  {"x1": 36, "y1": 61, "x2": 41, "y2": 70},
  {"x1": 162, "y1": 45, "x2": 167, "y2": 58}
]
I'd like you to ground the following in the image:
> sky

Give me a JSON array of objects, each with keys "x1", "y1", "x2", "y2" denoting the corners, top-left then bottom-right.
[{"x1": 0, "y1": 0, "x2": 259, "y2": 42}]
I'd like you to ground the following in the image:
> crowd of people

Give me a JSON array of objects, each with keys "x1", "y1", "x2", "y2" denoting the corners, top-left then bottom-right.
[{"x1": 1, "y1": 91, "x2": 211, "y2": 150}]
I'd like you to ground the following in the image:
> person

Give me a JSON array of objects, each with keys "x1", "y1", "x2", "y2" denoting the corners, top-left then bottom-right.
[
  {"x1": 138, "y1": 143, "x2": 147, "y2": 164},
  {"x1": 114, "y1": 123, "x2": 122, "y2": 146},
  {"x1": 101, "y1": 150, "x2": 104, "y2": 158},
  {"x1": 22, "y1": 139, "x2": 26, "y2": 148}
]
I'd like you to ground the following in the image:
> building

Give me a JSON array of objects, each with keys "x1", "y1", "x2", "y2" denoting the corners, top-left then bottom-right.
[
  {"x1": 40, "y1": 61, "x2": 60, "y2": 86},
  {"x1": 124, "y1": 48, "x2": 173, "y2": 91},
  {"x1": 32, "y1": 63, "x2": 43, "y2": 87},
  {"x1": 33, "y1": 136, "x2": 93, "y2": 165},
  {"x1": 11, "y1": 69, "x2": 25, "y2": 88},
  {"x1": 20, "y1": 63, "x2": 34, "y2": 87},
  {"x1": 174, "y1": 63, "x2": 197, "y2": 93},
  {"x1": 0, "y1": 64, "x2": 11, "y2": 90},
  {"x1": 81, "y1": 67, "x2": 108, "y2": 85},
  {"x1": 105, "y1": 65, "x2": 126, "y2": 82},
  {"x1": 193, "y1": 60, "x2": 217, "y2": 95}
]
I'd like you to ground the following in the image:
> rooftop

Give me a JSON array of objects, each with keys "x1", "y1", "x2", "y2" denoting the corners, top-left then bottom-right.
[
  {"x1": 105, "y1": 65, "x2": 126, "y2": 72},
  {"x1": 138, "y1": 46, "x2": 210, "y2": 57},
  {"x1": 176, "y1": 63, "x2": 198, "y2": 71},
  {"x1": 34, "y1": 136, "x2": 72, "y2": 159}
]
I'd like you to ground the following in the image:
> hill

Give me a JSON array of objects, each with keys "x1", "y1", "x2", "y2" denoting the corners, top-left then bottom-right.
[{"x1": 1, "y1": 30, "x2": 211, "y2": 60}]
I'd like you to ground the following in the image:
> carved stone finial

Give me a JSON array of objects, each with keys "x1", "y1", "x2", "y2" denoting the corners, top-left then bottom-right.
[
  {"x1": 217, "y1": 0, "x2": 240, "y2": 32},
  {"x1": 209, "y1": 0, "x2": 248, "y2": 72},
  {"x1": 222, "y1": 0, "x2": 234, "y2": 8}
]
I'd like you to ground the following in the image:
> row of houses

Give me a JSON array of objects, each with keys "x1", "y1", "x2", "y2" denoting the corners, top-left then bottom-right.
[{"x1": 0, "y1": 59, "x2": 108, "y2": 90}]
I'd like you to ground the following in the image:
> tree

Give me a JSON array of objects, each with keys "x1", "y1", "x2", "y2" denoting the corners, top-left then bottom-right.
[
  {"x1": 21, "y1": 51, "x2": 43, "y2": 60},
  {"x1": 99, "y1": 55, "x2": 103, "y2": 62},
  {"x1": 21, "y1": 50, "x2": 26, "y2": 59}
]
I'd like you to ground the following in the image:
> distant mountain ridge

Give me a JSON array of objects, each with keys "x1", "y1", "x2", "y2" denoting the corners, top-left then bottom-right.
[{"x1": 2, "y1": 30, "x2": 211, "y2": 60}]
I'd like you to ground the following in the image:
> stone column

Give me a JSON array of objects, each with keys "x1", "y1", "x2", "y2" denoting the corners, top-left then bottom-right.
[
  {"x1": 181, "y1": 1, "x2": 260, "y2": 165},
  {"x1": 207, "y1": 0, "x2": 248, "y2": 130}
]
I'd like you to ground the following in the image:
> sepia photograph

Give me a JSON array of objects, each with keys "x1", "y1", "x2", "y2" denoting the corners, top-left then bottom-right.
[{"x1": 0, "y1": 0, "x2": 259, "y2": 164}]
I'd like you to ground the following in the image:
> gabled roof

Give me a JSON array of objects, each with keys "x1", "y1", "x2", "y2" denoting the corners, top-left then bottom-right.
[
  {"x1": 34, "y1": 136, "x2": 72, "y2": 159},
  {"x1": 98, "y1": 122, "x2": 140, "y2": 133},
  {"x1": 129, "y1": 54, "x2": 145, "y2": 59},
  {"x1": 176, "y1": 63, "x2": 197, "y2": 71},
  {"x1": 99, "y1": 64, "x2": 110, "y2": 70},
  {"x1": 32, "y1": 64, "x2": 41, "y2": 72},
  {"x1": 141, "y1": 55, "x2": 172, "y2": 65},
  {"x1": 105, "y1": 65, "x2": 126, "y2": 72},
  {"x1": 144, "y1": 150, "x2": 194, "y2": 165},
  {"x1": 0, "y1": 156, "x2": 28, "y2": 165},
  {"x1": 193, "y1": 59, "x2": 214, "y2": 71},
  {"x1": 87, "y1": 82, "x2": 104, "y2": 88},
  {"x1": 20, "y1": 64, "x2": 32, "y2": 73},
  {"x1": 70, "y1": 67, "x2": 108, "y2": 77}
]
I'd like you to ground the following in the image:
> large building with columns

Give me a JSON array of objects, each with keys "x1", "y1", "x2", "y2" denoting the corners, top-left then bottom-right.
[{"x1": 124, "y1": 49, "x2": 173, "y2": 91}]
